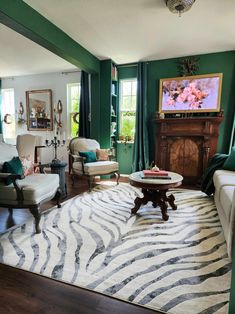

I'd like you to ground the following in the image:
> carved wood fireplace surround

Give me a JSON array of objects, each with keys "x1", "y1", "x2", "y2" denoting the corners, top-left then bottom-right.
[{"x1": 154, "y1": 116, "x2": 223, "y2": 185}]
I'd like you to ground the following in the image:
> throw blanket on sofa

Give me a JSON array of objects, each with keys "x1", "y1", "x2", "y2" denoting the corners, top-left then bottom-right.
[{"x1": 201, "y1": 153, "x2": 228, "y2": 195}]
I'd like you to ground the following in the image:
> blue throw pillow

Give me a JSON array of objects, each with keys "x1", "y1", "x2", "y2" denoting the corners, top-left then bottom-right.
[
  {"x1": 223, "y1": 147, "x2": 235, "y2": 171},
  {"x1": 79, "y1": 151, "x2": 97, "y2": 163},
  {"x1": 2, "y1": 156, "x2": 23, "y2": 185}
]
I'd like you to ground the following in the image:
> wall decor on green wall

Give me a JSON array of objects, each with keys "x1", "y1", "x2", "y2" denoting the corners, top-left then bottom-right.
[{"x1": 177, "y1": 56, "x2": 200, "y2": 76}]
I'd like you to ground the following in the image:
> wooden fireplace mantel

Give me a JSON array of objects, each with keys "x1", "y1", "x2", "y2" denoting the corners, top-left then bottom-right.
[{"x1": 154, "y1": 116, "x2": 223, "y2": 185}]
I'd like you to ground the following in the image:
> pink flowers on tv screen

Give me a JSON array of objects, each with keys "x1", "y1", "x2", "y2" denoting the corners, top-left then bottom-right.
[{"x1": 160, "y1": 74, "x2": 222, "y2": 112}]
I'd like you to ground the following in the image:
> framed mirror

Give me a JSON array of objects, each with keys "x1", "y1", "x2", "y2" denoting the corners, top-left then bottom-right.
[{"x1": 26, "y1": 89, "x2": 53, "y2": 131}]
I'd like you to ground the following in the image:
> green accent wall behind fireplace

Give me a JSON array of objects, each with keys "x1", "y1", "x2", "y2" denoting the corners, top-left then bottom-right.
[
  {"x1": 114, "y1": 51, "x2": 235, "y2": 168},
  {"x1": 147, "y1": 51, "x2": 235, "y2": 160}
]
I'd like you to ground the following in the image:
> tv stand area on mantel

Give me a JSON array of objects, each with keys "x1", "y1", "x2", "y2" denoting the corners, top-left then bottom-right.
[{"x1": 154, "y1": 116, "x2": 223, "y2": 185}]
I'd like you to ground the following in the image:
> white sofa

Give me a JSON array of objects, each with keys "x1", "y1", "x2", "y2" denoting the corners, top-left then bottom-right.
[{"x1": 213, "y1": 169, "x2": 235, "y2": 259}]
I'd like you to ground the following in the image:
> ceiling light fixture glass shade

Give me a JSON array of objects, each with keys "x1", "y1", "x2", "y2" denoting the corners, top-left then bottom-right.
[{"x1": 165, "y1": 0, "x2": 196, "y2": 16}]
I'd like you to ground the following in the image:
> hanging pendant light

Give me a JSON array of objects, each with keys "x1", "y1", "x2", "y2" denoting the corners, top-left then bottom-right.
[{"x1": 165, "y1": 0, "x2": 196, "y2": 17}]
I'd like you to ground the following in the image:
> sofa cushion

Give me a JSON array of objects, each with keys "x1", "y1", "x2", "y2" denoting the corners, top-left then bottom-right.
[
  {"x1": 96, "y1": 148, "x2": 109, "y2": 161},
  {"x1": 223, "y1": 147, "x2": 235, "y2": 171},
  {"x1": 20, "y1": 155, "x2": 35, "y2": 176},
  {"x1": 219, "y1": 186, "x2": 234, "y2": 221},
  {"x1": 0, "y1": 173, "x2": 59, "y2": 205},
  {"x1": 73, "y1": 160, "x2": 119, "y2": 175},
  {"x1": 79, "y1": 151, "x2": 97, "y2": 163},
  {"x1": 2, "y1": 157, "x2": 24, "y2": 185}
]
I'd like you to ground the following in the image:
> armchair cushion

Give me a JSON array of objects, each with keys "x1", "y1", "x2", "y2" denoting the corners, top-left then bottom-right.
[
  {"x1": 79, "y1": 151, "x2": 97, "y2": 163},
  {"x1": 2, "y1": 157, "x2": 23, "y2": 185},
  {"x1": 0, "y1": 173, "x2": 59, "y2": 205},
  {"x1": 96, "y1": 149, "x2": 109, "y2": 161},
  {"x1": 73, "y1": 160, "x2": 119, "y2": 175}
]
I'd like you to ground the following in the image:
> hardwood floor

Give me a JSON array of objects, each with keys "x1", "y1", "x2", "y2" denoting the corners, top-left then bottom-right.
[{"x1": 0, "y1": 174, "x2": 160, "y2": 314}]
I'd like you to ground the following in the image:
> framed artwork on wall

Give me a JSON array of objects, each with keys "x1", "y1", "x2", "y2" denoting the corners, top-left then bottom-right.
[
  {"x1": 159, "y1": 73, "x2": 223, "y2": 113},
  {"x1": 26, "y1": 89, "x2": 53, "y2": 131}
]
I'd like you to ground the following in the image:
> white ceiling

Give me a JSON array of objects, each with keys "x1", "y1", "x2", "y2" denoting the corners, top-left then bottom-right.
[
  {"x1": 0, "y1": 0, "x2": 235, "y2": 77},
  {"x1": 0, "y1": 24, "x2": 77, "y2": 77},
  {"x1": 24, "y1": 0, "x2": 235, "y2": 64}
]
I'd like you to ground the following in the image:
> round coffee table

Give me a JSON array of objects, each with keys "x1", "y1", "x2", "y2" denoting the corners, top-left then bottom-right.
[{"x1": 129, "y1": 171, "x2": 183, "y2": 221}]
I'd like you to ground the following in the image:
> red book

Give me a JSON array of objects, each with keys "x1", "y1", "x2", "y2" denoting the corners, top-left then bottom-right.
[{"x1": 143, "y1": 170, "x2": 169, "y2": 176}]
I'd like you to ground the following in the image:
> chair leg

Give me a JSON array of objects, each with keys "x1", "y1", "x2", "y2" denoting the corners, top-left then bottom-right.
[
  {"x1": 71, "y1": 174, "x2": 75, "y2": 186},
  {"x1": 88, "y1": 176, "x2": 93, "y2": 192},
  {"x1": 29, "y1": 205, "x2": 41, "y2": 234},
  {"x1": 8, "y1": 208, "x2": 13, "y2": 216},
  {"x1": 55, "y1": 188, "x2": 62, "y2": 208},
  {"x1": 115, "y1": 172, "x2": 120, "y2": 185}
]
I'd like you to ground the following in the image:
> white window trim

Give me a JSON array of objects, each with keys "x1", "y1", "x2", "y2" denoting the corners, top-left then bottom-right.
[
  {"x1": 1, "y1": 88, "x2": 16, "y2": 144},
  {"x1": 67, "y1": 83, "x2": 81, "y2": 138},
  {"x1": 119, "y1": 78, "x2": 137, "y2": 138}
]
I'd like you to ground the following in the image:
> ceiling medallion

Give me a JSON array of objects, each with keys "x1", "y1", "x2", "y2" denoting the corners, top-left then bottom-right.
[{"x1": 165, "y1": 0, "x2": 196, "y2": 17}]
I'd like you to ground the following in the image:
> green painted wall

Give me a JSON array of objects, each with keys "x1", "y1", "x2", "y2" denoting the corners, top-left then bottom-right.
[
  {"x1": 147, "y1": 51, "x2": 235, "y2": 160},
  {"x1": 116, "y1": 142, "x2": 134, "y2": 174},
  {"x1": 114, "y1": 52, "x2": 235, "y2": 171},
  {"x1": 100, "y1": 60, "x2": 112, "y2": 148},
  {"x1": 118, "y1": 65, "x2": 138, "y2": 80},
  {"x1": 90, "y1": 73, "x2": 101, "y2": 141}
]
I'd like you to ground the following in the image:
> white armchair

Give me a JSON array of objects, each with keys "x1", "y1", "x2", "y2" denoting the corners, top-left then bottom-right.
[
  {"x1": 69, "y1": 137, "x2": 120, "y2": 191},
  {"x1": 16, "y1": 133, "x2": 42, "y2": 163},
  {"x1": 0, "y1": 135, "x2": 61, "y2": 234}
]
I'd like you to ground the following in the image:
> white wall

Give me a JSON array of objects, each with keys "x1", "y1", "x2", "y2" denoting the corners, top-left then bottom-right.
[{"x1": 2, "y1": 71, "x2": 81, "y2": 166}]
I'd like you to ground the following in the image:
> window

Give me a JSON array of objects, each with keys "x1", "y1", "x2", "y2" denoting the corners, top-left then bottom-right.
[
  {"x1": 67, "y1": 83, "x2": 80, "y2": 138},
  {"x1": 119, "y1": 79, "x2": 137, "y2": 140},
  {"x1": 1, "y1": 88, "x2": 15, "y2": 144}
]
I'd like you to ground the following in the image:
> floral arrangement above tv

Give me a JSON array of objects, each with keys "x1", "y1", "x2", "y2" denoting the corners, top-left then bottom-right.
[{"x1": 159, "y1": 73, "x2": 223, "y2": 113}]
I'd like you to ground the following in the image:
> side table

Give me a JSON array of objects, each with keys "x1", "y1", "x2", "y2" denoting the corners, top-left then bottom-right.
[
  {"x1": 50, "y1": 161, "x2": 67, "y2": 199},
  {"x1": 129, "y1": 171, "x2": 183, "y2": 221}
]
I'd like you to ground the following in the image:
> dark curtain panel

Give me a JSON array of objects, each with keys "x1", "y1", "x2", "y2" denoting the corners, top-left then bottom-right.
[
  {"x1": 0, "y1": 79, "x2": 2, "y2": 134},
  {"x1": 132, "y1": 62, "x2": 149, "y2": 172},
  {"x1": 78, "y1": 71, "x2": 90, "y2": 138},
  {"x1": 229, "y1": 116, "x2": 235, "y2": 150}
]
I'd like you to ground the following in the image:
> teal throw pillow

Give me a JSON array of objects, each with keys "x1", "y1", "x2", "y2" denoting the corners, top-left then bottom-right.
[
  {"x1": 223, "y1": 147, "x2": 235, "y2": 171},
  {"x1": 79, "y1": 151, "x2": 97, "y2": 163},
  {"x1": 2, "y1": 156, "x2": 23, "y2": 185}
]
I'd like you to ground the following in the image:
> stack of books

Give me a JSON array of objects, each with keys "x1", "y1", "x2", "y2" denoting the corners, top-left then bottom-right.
[{"x1": 142, "y1": 169, "x2": 171, "y2": 180}]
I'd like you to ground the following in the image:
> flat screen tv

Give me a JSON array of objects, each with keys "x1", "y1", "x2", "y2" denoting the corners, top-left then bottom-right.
[{"x1": 159, "y1": 73, "x2": 223, "y2": 113}]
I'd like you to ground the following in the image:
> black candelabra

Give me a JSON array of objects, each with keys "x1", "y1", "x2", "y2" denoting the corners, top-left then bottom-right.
[{"x1": 45, "y1": 134, "x2": 66, "y2": 163}]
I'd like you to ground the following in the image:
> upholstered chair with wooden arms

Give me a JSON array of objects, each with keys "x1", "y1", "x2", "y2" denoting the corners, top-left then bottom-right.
[
  {"x1": 69, "y1": 137, "x2": 120, "y2": 191},
  {"x1": 0, "y1": 135, "x2": 61, "y2": 234},
  {"x1": 16, "y1": 133, "x2": 41, "y2": 164}
]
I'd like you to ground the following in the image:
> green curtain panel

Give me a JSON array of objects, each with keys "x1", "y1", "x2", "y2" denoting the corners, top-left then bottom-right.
[
  {"x1": 79, "y1": 71, "x2": 91, "y2": 138},
  {"x1": 0, "y1": 79, "x2": 2, "y2": 134},
  {"x1": 132, "y1": 62, "x2": 149, "y2": 172}
]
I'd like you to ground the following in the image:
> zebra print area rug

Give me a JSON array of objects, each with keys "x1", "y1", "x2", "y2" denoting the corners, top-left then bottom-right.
[{"x1": 0, "y1": 183, "x2": 231, "y2": 314}]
